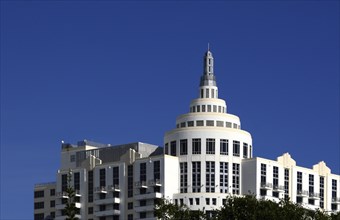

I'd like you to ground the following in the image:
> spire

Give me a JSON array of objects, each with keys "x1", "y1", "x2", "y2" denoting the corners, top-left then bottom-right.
[{"x1": 200, "y1": 47, "x2": 216, "y2": 86}]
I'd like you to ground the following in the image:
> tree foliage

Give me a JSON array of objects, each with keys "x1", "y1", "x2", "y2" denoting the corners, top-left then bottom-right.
[
  {"x1": 155, "y1": 195, "x2": 340, "y2": 220},
  {"x1": 63, "y1": 169, "x2": 79, "y2": 220}
]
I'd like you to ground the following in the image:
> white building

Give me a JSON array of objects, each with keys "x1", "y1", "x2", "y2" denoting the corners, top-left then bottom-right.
[{"x1": 34, "y1": 49, "x2": 340, "y2": 220}]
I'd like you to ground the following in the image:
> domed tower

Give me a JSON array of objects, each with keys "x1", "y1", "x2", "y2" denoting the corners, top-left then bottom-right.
[{"x1": 164, "y1": 48, "x2": 253, "y2": 212}]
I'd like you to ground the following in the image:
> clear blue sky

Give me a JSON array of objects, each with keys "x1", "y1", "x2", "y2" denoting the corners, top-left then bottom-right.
[{"x1": 1, "y1": 1, "x2": 339, "y2": 219}]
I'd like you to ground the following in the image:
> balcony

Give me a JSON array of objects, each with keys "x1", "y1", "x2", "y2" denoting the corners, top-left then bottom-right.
[
  {"x1": 56, "y1": 192, "x2": 69, "y2": 199},
  {"x1": 94, "y1": 186, "x2": 107, "y2": 194},
  {"x1": 297, "y1": 190, "x2": 309, "y2": 197},
  {"x1": 94, "y1": 209, "x2": 120, "y2": 217},
  {"x1": 273, "y1": 185, "x2": 285, "y2": 192},
  {"x1": 134, "y1": 204, "x2": 155, "y2": 213},
  {"x1": 149, "y1": 179, "x2": 162, "y2": 186},
  {"x1": 55, "y1": 214, "x2": 81, "y2": 220},
  {"x1": 135, "y1": 192, "x2": 162, "y2": 200},
  {"x1": 260, "y1": 182, "x2": 273, "y2": 190},
  {"x1": 94, "y1": 197, "x2": 121, "y2": 205},
  {"x1": 75, "y1": 190, "x2": 81, "y2": 197},
  {"x1": 309, "y1": 192, "x2": 320, "y2": 199},
  {"x1": 56, "y1": 202, "x2": 81, "y2": 210},
  {"x1": 332, "y1": 197, "x2": 340, "y2": 204},
  {"x1": 135, "y1": 181, "x2": 148, "y2": 188},
  {"x1": 107, "y1": 184, "x2": 120, "y2": 192}
]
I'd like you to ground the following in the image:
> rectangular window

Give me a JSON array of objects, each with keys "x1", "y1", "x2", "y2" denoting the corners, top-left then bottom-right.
[
  {"x1": 207, "y1": 105, "x2": 212, "y2": 112},
  {"x1": 206, "y1": 88, "x2": 209, "y2": 98},
  {"x1": 261, "y1": 164, "x2": 267, "y2": 184},
  {"x1": 34, "y1": 202, "x2": 44, "y2": 209},
  {"x1": 88, "y1": 170, "x2": 93, "y2": 202},
  {"x1": 233, "y1": 123, "x2": 237, "y2": 129},
  {"x1": 226, "y1": 122, "x2": 232, "y2": 128},
  {"x1": 196, "y1": 120, "x2": 204, "y2": 126},
  {"x1": 188, "y1": 121, "x2": 194, "y2": 127},
  {"x1": 192, "y1": 162, "x2": 201, "y2": 193},
  {"x1": 128, "y1": 202, "x2": 133, "y2": 209},
  {"x1": 297, "y1": 171, "x2": 302, "y2": 193},
  {"x1": 195, "y1": 198, "x2": 200, "y2": 205},
  {"x1": 34, "y1": 213, "x2": 44, "y2": 220},
  {"x1": 128, "y1": 215, "x2": 133, "y2": 220},
  {"x1": 206, "y1": 161, "x2": 215, "y2": 193},
  {"x1": 61, "y1": 174, "x2": 68, "y2": 192},
  {"x1": 180, "y1": 162, "x2": 188, "y2": 193},
  {"x1": 180, "y1": 139, "x2": 188, "y2": 155},
  {"x1": 50, "y1": 189, "x2": 55, "y2": 196},
  {"x1": 113, "y1": 167, "x2": 119, "y2": 186},
  {"x1": 220, "y1": 162, "x2": 228, "y2": 193},
  {"x1": 140, "y1": 163, "x2": 146, "y2": 182},
  {"x1": 180, "y1": 122, "x2": 186, "y2": 128},
  {"x1": 332, "y1": 179, "x2": 337, "y2": 199},
  {"x1": 218, "y1": 106, "x2": 221, "y2": 113},
  {"x1": 88, "y1": 207, "x2": 93, "y2": 214},
  {"x1": 34, "y1": 190, "x2": 44, "y2": 198},
  {"x1": 154, "y1": 160, "x2": 160, "y2": 180},
  {"x1": 70, "y1": 154, "x2": 75, "y2": 162},
  {"x1": 192, "y1": 138, "x2": 201, "y2": 154},
  {"x1": 309, "y1": 174, "x2": 314, "y2": 196},
  {"x1": 216, "y1": 121, "x2": 224, "y2": 127},
  {"x1": 202, "y1": 105, "x2": 206, "y2": 112},
  {"x1": 233, "y1": 141, "x2": 240, "y2": 156},
  {"x1": 213, "y1": 105, "x2": 217, "y2": 112},
  {"x1": 197, "y1": 105, "x2": 201, "y2": 112},
  {"x1": 232, "y1": 163, "x2": 240, "y2": 194},
  {"x1": 164, "y1": 143, "x2": 169, "y2": 155},
  {"x1": 201, "y1": 89, "x2": 204, "y2": 98},
  {"x1": 206, "y1": 120, "x2": 214, "y2": 126},
  {"x1": 170, "y1": 141, "x2": 177, "y2": 156},
  {"x1": 100, "y1": 168, "x2": 106, "y2": 187},
  {"x1": 320, "y1": 176, "x2": 324, "y2": 208},
  {"x1": 206, "y1": 138, "x2": 215, "y2": 154},
  {"x1": 211, "y1": 89, "x2": 215, "y2": 98},
  {"x1": 273, "y1": 166, "x2": 278, "y2": 187},
  {"x1": 220, "y1": 139, "x2": 228, "y2": 155},
  {"x1": 74, "y1": 172, "x2": 80, "y2": 190},
  {"x1": 50, "y1": 200, "x2": 55, "y2": 207},
  {"x1": 243, "y1": 143, "x2": 248, "y2": 158},
  {"x1": 128, "y1": 165, "x2": 133, "y2": 198}
]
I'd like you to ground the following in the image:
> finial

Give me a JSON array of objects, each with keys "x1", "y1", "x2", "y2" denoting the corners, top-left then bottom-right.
[{"x1": 208, "y1": 42, "x2": 210, "y2": 51}]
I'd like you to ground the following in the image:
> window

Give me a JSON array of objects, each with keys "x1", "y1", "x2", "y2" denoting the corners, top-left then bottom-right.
[
  {"x1": 226, "y1": 122, "x2": 232, "y2": 128},
  {"x1": 320, "y1": 176, "x2": 324, "y2": 208},
  {"x1": 192, "y1": 139, "x2": 201, "y2": 154},
  {"x1": 62, "y1": 174, "x2": 68, "y2": 192},
  {"x1": 34, "y1": 213, "x2": 44, "y2": 220},
  {"x1": 188, "y1": 121, "x2": 194, "y2": 127},
  {"x1": 140, "y1": 200, "x2": 146, "y2": 206},
  {"x1": 206, "y1": 161, "x2": 215, "y2": 192},
  {"x1": 50, "y1": 189, "x2": 55, "y2": 196},
  {"x1": 206, "y1": 138, "x2": 215, "y2": 154},
  {"x1": 207, "y1": 105, "x2": 212, "y2": 112},
  {"x1": 243, "y1": 143, "x2": 248, "y2": 158},
  {"x1": 88, "y1": 170, "x2": 93, "y2": 202},
  {"x1": 113, "y1": 166, "x2": 119, "y2": 187},
  {"x1": 153, "y1": 160, "x2": 160, "y2": 181},
  {"x1": 99, "y1": 169, "x2": 106, "y2": 187},
  {"x1": 206, "y1": 88, "x2": 209, "y2": 98},
  {"x1": 233, "y1": 123, "x2": 237, "y2": 129},
  {"x1": 196, "y1": 120, "x2": 204, "y2": 126},
  {"x1": 200, "y1": 89, "x2": 204, "y2": 98},
  {"x1": 70, "y1": 154, "x2": 75, "y2": 162},
  {"x1": 206, "y1": 120, "x2": 214, "y2": 126},
  {"x1": 273, "y1": 166, "x2": 278, "y2": 187},
  {"x1": 220, "y1": 162, "x2": 228, "y2": 193},
  {"x1": 211, "y1": 89, "x2": 215, "y2": 98},
  {"x1": 192, "y1": 162, "x2": 201, "y2": 192},
  {"x1": 180, "y1": 122, "x2": 186, "y2": 128},
  {"x1": 34, "y1": 190, "x2": 44, "y2": 198},
  {"x1": 195, "y1": 198, "x2": 200, "y2": 205},
  {"x1": 88, "y1": 207, "x2": 93, "y2": 214},
  {"x1": 189, "y1": 198, "x2": 193, "y2": 205},
  {"x1": 218, "y1": 106, "x2": 221, "y2": 113},
  {"x1": 206, "y1": 198, "x2": 210, "y2": 205},
  {"x1": 164, "y1": 143, "x2": 169, "y2": 155},
  {"x1": 140, "y1": 212, "x2": 146, "y2": 219},
  {"x1": 50, "y1": 212, "x2": 55, "y2": 218},
  {"x1": 213, "y1": 105, "x2": 217, "y2": 112},
  {"x1": 74, "y1": 172, "x2": 80, "y2": 190},
  {"x1": 34, "y1": 202, "x2": 44, "y2": 209},
  {"x1": 297, "y1": 171, "x2": 302, "y2": 193},
  {"x1": 140, "y1": 163, "x2": 146, "y2": 182},
  {"x1": 309, "y1": 174, "x2": 314, "y2": 196},
  {"x1": 232, "y1": 163, "x2": 240, "y2": 194},
  {"x1": 50, "y1": 200, "x2": 55, "y2": 207},
  {"x1": 180, "y1": 139, "x2": 188, "y2": 155},
  {"x1": 261, "y1": 164, "x2": 267, "y2": 184},
  {"x1": 128, "y1": 165, "x2": 133, "y2": 197},
  {"x1": 216, "y1": 121, "x2": 224, "y2": 127},
  {"x1": 233, "y1": 141, "x2": 240, "y2": 156},
  {"x1": 220, "y1": 139, "x2": 228, "y2": 155},
  {"x1": 180, "y1": 162, "x2": 188, "y2": 193},
  {"x1": 197, "y1": 105, "x2": 201, "y2": 112},
  {"x1": 170, "y1": 141, "x2": 176, "y2": 156},
  {"x1": 128, "y1": 214, "x2": 133, "y2": 220},
  {"x1": 212, "y1": 198, "x2": 216, "y2": 205},
  {"x1": 202, "y1": 105, "x2": 206, "y2": 112},
  {"x1": 332, "y1": 179, "x2": 337, "y2": 199}
]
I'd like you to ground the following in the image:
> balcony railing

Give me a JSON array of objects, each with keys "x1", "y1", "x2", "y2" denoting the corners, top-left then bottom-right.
[
  {"x1": 149, "y1": 179, "x2": 161, "y2": 186},
  {"x1": 332, "y1": 197, "x2": 340, "y2": 203},
  {"x1": 309, "y1": 192, "x2": 320, "y2": 198},
  {"x1": 297, "y1": 190, "x2": 309, "y2": 197},
  {"x1": 260, "y1": 182, "x2": 273, "y2": 189},
  {"x1": 94, "y1": 186, "x2": 107, "y2": 193},
  {"x1": 56, "y1": 191, "x2": 69, "y2": 198},
  {"x1": 273, "y1": 185, "x2": 285, "y2": 192},
  {"x1": 135, "y1": 181, "x2": 148, "y2": 188}
]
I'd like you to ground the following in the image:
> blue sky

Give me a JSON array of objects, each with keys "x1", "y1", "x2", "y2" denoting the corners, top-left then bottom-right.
[{"x1": 1, "y1": 1, "x2": 339, "y2": 219}]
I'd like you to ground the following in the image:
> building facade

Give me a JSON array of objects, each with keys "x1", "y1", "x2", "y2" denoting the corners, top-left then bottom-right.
[{"x1": 34, "y1": 49, "x2": 340, "y2": 220}]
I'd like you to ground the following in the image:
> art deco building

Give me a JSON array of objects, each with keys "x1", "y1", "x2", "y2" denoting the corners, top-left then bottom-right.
[{"x1": 34, "y1": 49, "x2": 340, "y2": 220}]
